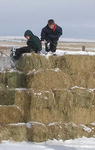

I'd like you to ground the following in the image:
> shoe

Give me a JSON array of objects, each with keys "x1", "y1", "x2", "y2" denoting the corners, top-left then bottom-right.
[
  {"x1": 48, "y1": 51, "x2": 57, "y2": 56},
  {"x1": 52, "y1": 52, "x2": 57, "y2": 56},
  {"x1": 47, "y1": 51, "x2": 53, "y2": 55},
  {"x1": 11, "y1": 47, "x2": 16, "y2": 57}
]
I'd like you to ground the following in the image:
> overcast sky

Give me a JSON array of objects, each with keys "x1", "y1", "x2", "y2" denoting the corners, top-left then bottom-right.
[{"x1": 0, "y1": 0, "x2": 95, "y2": 39}]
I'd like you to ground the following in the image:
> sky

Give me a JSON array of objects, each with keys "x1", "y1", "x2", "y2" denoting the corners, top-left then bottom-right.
[{"x1": 0, "y1": 0, "x2": 95, "y2": 39}]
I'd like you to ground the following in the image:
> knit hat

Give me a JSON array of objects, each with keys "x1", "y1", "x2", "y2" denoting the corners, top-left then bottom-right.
[{"x1": 24, "y1": 30, "x2": 34, "y2": 37}]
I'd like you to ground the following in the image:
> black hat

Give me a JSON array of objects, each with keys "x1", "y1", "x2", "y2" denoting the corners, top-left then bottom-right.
[
  {"x1": 24, "y1": 30, "x2": 34, "y2": 37},
  {"x1": 48, "y1": 19, "x2": 55, "y2": 25}
]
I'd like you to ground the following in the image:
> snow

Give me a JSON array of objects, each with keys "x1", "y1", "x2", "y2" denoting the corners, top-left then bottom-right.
[
  {"x1": 41, "y1": 50, "x2": 95, "y2": 58},
  {"x1": 0, "y1": 36, "x2": 25, "y2": 42},
  {"x1": 70, "y1": 86, "x2": 95, "y2": 93},
  {"x1": 70, "y1": 86, "x2": 86, "y2": 90},
  {"x1": 54, "y1": 68, "x2": 61, "y2": 72},
  {"x1": 0, "y1": 44, "x2": 21, "y2": 47},
  {"x1": 90, "y1": 122, "x2": 95, "y2": 126},
  {"x1": 0, "y1": 138, "x2": 95, "y2": 150},
  {"x1": 0, "y1": 36, "x2": 95, "y2": 43},
  {"x1": 8, "y1": 122, "x2": 46, "y2": 128},
  {"x1": 63, "y1": 137, "x2": 95, "y2": 149},
  {"x1": 48, "y1": 122, "x2": 61, "y2": 126},
  {"x1": 34, "y1": 92, "x2": 42, "y2": 96},
  {"x1": 14, "y1": 88, "x2": 29, "y2": 91},
  {"x1": 55, "y1": 50, "x2": 95, "y2": 56},
  {"x1": 80, "y1": 124, "x2": 92, "y2": 133}
]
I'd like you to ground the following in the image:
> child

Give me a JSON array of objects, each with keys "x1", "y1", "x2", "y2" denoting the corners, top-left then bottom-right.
[
  {"x1": 41, "y1": 19, "x2": 62, "y2": 53},
  {"x1": 11, "y1": 30, "x2": 42, "y2": 60}
]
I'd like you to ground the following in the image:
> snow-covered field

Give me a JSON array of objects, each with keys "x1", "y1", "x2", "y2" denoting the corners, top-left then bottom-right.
[
  {"x1": 60, "y1": 38, "x2": 95, "y2": 43},
  {"x1": 0, "y1": 36, "x2": 25, "y2": 42},
  {"x1": 0, "y1": 36, "x2": 95, "y2": 43},
  {"x1": 54, "y1": 50, "x2": 95, "y2": 56},
  {"x1": 41, "y1": 50, "x2": 95, "y2": 58},
  {"x1": 0, "y1": 138, "x2": 95, "y2": 150}
]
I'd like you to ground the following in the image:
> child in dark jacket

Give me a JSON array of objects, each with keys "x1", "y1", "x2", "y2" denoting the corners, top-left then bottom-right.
[
  {"x1": 41, "y1": 19, "x2": 62, "y2": 53},
  {"x1": 11, "y1": 30, "x2": 42, "y2": 60}
]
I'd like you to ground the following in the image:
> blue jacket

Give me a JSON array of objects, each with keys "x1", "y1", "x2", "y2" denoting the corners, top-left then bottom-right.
[{"x1": 41, "y1": 24, "x2": 62, "y2": 42}]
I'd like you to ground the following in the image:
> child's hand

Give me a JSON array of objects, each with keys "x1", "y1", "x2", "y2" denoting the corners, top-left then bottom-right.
[{"x1": 41, "y1": 40, "x2": 47, "y2": 44}]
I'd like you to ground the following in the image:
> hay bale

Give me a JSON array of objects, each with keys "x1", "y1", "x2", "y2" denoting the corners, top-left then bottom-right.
[
  {"x1": 27, "y1": 69, "x2": 72, "y2": 90},
  {"x1": 0, "y1": 88, "x2": 15, "y2": 105},
  {"x1": 28, "y1": 89, "x2": 95, "y2": 124},
  {"x1": 28, "y1": 90, "x2": 68, "y2": 123},
  {"x1": 0, "y1": 122, "x2": 94, "y2": 142},
  {"x1": 55, "y1": 56, "x2": 95, "y2": 87},
  {"x1": 16, "y1": 53, "x2": 51, "y2": 72},
  {"x1": 0, "y1": 71, "x2": 26, "y2": 88},
  {"x1": 27, "y1": 123, "x2": 48, "y2": 142},
  {"x1": 15, "y1": 89, "x2": 31, "y2": 122},
  {"x1": 16, "y1": 54, "x2": 95, "y2": 88},
  {"x1": 53, "y1": 89, "x2": 95, "y2": 124},
  {"x1": 72, "y1": 72, "x2": 95, "y2": 88},
  {"x1": 50, "y1": 55, "x2": 95, "y2": 73},
  {"x1": 0, "y1": 106, "x2": 23, "y2": 124},
  {"x1": 50, "y1": 55, "x2": 95, "y2": 88},
  {"x1": 0, "y1": 124, "x2": 27, "y2": 142},
  {"x1": 47, "y1": 122, "x2": 94, "y2": 140}
]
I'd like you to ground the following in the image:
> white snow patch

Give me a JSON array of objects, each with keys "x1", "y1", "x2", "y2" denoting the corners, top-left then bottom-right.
[
  {"x1": 0, "y1": 44, "x2": 21, "y2": 47},
  {"x1": 41, "y1": 50, "x2": 95, "y2": 58},
  {"x1": 54, "y1": 68, "x2": 61, "y2": 72},
  {"x1": 63, "y1": 137, "x2": 95, "y2": 148},
  {"x1": 70, "y1": 86, "x2": 86, "y2": 90},
  {"x1": 56, "y1": 50, "x2": 95, "y2": 56},
  {"x1": 90, "y1": 122, "x2": 95, "y2": 126},
  {"x1": 88, "y1": 89, "x2": 95, "y2": 92},
  {"x1": 0, "y1": 36, "x2": 25, "y2": 42},
  {"x1": 34, "y1": 92, "x2": 42, "y2": 96},
  {"x1": 8, "y1": 122, "x2": 46, "y2": 128},
  {"x1": 23, "y1": 53, "x2": 32, "y2": 56},
  {"x1": 1, "y1": 137, "x2": 95, "y2": 150},
  {"x1": 29, "y1": 121, "x2": 46, "y2": 127},
  {"x1": 0, "y1": 36, "x2": 95, "y2": 43},
  {"x1": 70, "y1": 86, "x2": 95, "y2": 93},
  {"x1": 48, "y1": 122, "x2": 61, "y2": 126},
  {"x1": 8, "y1": 69, "x2": 23, "y2": 73},
  {"x1": 9, "y1": 123, "x2": 26, "y2": 126},
  {"x1": 80, "y1": 124, "x2": 92, "y2": 133},
  {"x1": 15, "y1": 88, "x2": 29, "y2": 91}
]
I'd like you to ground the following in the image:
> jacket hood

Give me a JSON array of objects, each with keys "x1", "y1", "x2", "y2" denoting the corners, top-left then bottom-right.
[{"x1": 24, "y1": 30, "x2": 34, "y2": 37}]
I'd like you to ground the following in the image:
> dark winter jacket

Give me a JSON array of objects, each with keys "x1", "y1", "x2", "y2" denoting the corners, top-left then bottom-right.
[
  {"x1": 24, "y1": 30, "x2": 42, "y2": 52},
  {"x1": 41, "y1": 25, "x2": 62, "y2": 42}
]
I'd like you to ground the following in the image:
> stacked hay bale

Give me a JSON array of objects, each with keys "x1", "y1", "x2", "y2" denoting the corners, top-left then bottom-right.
[{"x1": 0, "y1": 53, "x2": 95, "y2": 142}]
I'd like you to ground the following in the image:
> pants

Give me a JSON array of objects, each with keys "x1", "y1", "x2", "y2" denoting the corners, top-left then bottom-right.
[
  {"x1": 12, "y1": 46, "x2": 39, "y2": 60},
  {"x1": 45, "y1": 41, "x2": 58, "y2": 52}
]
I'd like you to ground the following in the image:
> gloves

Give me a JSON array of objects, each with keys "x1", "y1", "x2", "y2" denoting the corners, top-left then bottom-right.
[{"x1": 41, "y1": 40, "x2": 47, "y2": 44}]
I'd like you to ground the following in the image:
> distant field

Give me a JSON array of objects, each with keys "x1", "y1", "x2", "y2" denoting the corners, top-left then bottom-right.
[
  {"x1": 0, "y1": 37, "x2": 95, "y2": 55},
  {"x1": 58, "y1": 41, "x2": 95, "y2": 51}
]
